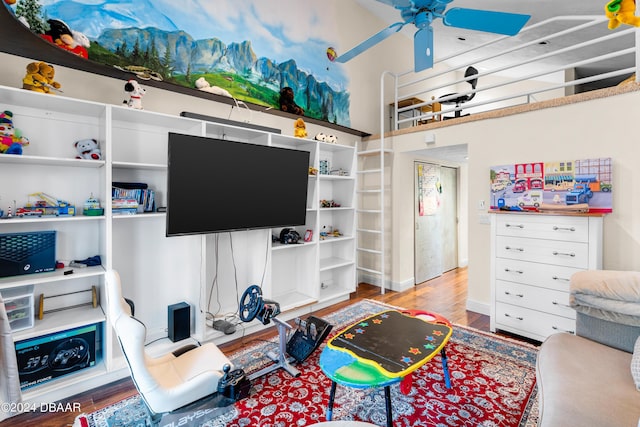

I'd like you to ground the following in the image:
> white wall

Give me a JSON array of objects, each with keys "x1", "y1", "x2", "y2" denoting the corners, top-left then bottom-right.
[{"x1": 387, "y1": 90, "x2": 640, "y2": 313}]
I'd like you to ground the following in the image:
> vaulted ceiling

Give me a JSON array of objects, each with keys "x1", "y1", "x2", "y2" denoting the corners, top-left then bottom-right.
[{"x1": 357, "y1": 0, "x2": 634, "y2": 91}]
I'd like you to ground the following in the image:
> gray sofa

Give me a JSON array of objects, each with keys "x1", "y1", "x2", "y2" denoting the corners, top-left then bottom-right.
[{"x1": 536, "y1": 271, "x2": 640, "y2": 427}]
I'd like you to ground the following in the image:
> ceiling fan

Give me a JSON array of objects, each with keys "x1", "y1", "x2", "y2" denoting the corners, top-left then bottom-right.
[{"x1": 333, "y1": 0, "x2": 531, "y2": 72}]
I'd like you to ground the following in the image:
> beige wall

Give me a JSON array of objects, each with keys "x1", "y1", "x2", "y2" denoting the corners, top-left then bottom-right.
[{"x1": 387, "y1": 90, "x2": 640, "y2": 313}]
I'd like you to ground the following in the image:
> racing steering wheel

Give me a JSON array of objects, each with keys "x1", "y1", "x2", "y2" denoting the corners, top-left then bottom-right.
[{"x1": 239, "y1": 284, "x2": 262, "y2": 323}]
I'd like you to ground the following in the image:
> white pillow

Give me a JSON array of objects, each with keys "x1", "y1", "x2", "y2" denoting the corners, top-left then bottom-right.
[{"x1": 632, "y1": 335, "x2": 640, "y2": 391}]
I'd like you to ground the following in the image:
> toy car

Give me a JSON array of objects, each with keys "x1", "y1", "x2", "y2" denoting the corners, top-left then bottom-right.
[
  {"x1": 16, "y1": 207, "x2": 44, "y2": 217},
  {"x1": 517, "y1": 190, "x2": 543, "y2": 208},
  {"x1": 512, "y1": 180, "x2": 527, "y2": 193}
]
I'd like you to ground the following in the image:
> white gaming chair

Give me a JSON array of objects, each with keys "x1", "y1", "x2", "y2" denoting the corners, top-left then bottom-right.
[{"x1": 105, "y1": 269, "x2": 231, "y2": 416}]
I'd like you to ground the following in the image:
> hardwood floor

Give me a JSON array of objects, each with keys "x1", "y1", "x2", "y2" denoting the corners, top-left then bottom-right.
[{"x1": 2, "y1": 267, "x2": 496, "y2": 427}]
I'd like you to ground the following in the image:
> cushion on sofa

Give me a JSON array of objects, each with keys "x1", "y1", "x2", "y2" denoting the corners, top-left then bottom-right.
[
  {"x1": 537, "y1": 333, "x2": 640, "y2": 427},
  {"x1": 633, "y1": 335, "x2": 640, "y2": 391}
]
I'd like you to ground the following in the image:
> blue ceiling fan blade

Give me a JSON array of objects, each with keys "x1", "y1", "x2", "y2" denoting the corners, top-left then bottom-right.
[
  {"x1": 414, "y1": 26, "x2": 434, "y2": 72},
  {"x1": 443, "y1": 8, "x2": 530, "y2": 36},
  {"x1": 335, "y1": 21, "x2": 405, "y2": 63}
]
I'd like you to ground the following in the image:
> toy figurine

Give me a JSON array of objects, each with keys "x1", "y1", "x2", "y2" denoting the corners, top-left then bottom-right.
[
  {"x1": 123, "y1": 79, "x2": 145, "y2": 109},
  {"x1": 0, "y1": 110, "x2": 29, "y2": 155},
  {"x1": 294, "y1": 118, "x2": 307, "y2": 138}
]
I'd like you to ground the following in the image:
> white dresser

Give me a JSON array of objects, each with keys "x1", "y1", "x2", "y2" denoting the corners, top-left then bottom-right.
[{"x1": 490, "y1": 212, "x2": 603, "y2": 342}]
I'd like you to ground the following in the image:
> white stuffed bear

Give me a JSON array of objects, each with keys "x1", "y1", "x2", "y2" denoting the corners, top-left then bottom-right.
[
  {"x1": 75, "y1": 138, "x2": 102, "y2": 160},
  {"x1": 195, "y1": 77, "x2": 232, "y2": 98}
]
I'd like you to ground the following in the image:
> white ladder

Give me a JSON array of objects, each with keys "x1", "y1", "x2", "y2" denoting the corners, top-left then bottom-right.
[{"x1": 356, "y1": 139, "x2": 390, "y2": 294}]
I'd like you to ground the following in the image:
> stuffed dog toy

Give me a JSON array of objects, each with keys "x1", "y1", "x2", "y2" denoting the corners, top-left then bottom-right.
[{"x1": 123, "y1": 79, "x2": 145, "y2": 109}]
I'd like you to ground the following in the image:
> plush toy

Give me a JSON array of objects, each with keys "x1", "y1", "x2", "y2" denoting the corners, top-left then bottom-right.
[
  {"x1": 123, "y1": 79, "x2": 145, "y2": 109},
  {"x1": 194, "y1": 77, "x2": 232, "y2": 98},
  {"x1": 279, "y1": 86, "x2": 304, "y2": 116},
  {"x1": 294, "y1": 118, "x2": 307, "y2": 138},
  {"x1": 325, "y1": 135, "x2": 338, "y2": 144},
  {"x1": 74, "y1": 138, "x2": 102, "y2": 160},
  {"x1": 22, "y1": 62, "x2": 62, "y2": 94},
  {"x1": 0, "y1": 111, "x2": 29, "y2": 155},
  {"x1": 314, "y1": 132, "x2": 327, "y2": 142},
  {"x1": 41, "y1": 19, "x2": 88, "y2": 58},
  {"x1": 605, "y1": 0, "x2": 640, "y2": 29}
]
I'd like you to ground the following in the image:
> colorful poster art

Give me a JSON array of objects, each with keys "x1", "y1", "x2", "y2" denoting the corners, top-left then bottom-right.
[
  {"x1": 417, "y1": 163, "x2": 440, "y2": 216},
  {"x1": 489, "y1": 158, "x2": 612, "y2": 213}
]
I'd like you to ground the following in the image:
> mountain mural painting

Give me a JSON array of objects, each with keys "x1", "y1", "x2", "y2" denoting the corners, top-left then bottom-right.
[{"x1": 6, "y1": 0, "x2": 351, "y2": 127}]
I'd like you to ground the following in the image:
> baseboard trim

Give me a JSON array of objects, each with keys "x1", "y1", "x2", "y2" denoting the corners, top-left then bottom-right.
[
  {"x1": 357, "y1": 273, "x2": 414, "y2": 292},
  {"x1": 466, "y1": 299, "x2": 490, "y2": 316}
]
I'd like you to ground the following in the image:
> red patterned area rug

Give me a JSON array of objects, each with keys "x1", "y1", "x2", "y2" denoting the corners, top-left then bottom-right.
[{"x1": 77, "y1": 299, "x2": 539, "y2": 427}]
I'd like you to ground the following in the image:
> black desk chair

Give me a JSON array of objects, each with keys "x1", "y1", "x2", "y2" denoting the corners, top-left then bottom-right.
[{"x1": 439, "y1": 66, "x2": 478, "y2": 119}]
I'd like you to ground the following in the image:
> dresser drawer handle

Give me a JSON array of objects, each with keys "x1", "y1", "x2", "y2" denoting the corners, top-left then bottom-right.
[
  {"x1": 505, "y1": 223, "x2": 524, "y2": 229},
  {"x1": 552, "y1": 276, "x2": 571, "y2": 282},
  {"x1": 505, "y1": 246, "x2": 524, "y2": 252},
  {"x1": 552, "y1": 326, "x2": 575, "y2": 334},
  {"x1": 504, "y1": 313, "x2": 524, "y2": 320},
  {"x1": 552, "y1": 226, "x2": 576, "y2": 232},
  {"x1": 504, "y1": 268, "x2": 524, "y2": 274},
  {"x1": 552, "y1": 251, "x2": 575, "y2": 257},
  {"x1": 552, "y1": 301, "x2": 571, "y2": 308},
  {"x1": 504, "y1": 291, "x2": 524, "y2": 298}
]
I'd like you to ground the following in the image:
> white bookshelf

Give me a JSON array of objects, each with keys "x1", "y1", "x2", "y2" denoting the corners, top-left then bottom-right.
[{"x1": 0, "y1": 84, "x2": 357, "y2": 405}]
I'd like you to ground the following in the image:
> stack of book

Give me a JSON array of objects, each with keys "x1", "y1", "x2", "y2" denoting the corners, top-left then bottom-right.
[{"x1": 112, "y1": 182, "x2": 155, "y2": 215}]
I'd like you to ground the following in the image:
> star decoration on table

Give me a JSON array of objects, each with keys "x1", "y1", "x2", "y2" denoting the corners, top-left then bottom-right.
[
  {"x1": 424, "y1": 343, "x2": 436, "y2": 350},
  {"x1": 354, "y1": 328, "x2": 365, "y2": 334},
  {"x1": 373, "y1": 319, "x2": 383, "y2": 324},
  {"x1": 425, "y1": 335, "x2": 435, "y2": 342},
  {"x1": 380, "y1": 313, "x2": 389, "y2": 319},
  {"x1": 359, "y1": 322, "x2": 369, "y2": 327},
  {"x1": 408, "y1": 347, "x2": 421, "y2": 355},
  {"x1": 432, "y1": 330, "x2": 444, "y2": 336},
  {"x1": 401, "y1": 356, "x2": 414, "y2": 364},
  {"x1": 343, "y1": 333, "x2": 355, "y2": 339}
]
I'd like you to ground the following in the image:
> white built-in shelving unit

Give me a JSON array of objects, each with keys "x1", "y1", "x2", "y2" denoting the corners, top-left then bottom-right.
[{"x1": 0, "y1": 84, "x2": 356, "y2": 404}]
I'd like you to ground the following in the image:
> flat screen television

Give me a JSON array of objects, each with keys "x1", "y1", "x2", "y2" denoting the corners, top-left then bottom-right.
[{"x1": 166, "y1": 133, "x2": 310, "y2": 236}]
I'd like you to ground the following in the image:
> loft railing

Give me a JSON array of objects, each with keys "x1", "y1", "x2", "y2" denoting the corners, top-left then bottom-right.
[{"x1": 387, "y1": 15, "x2": 639, "y2": 130}]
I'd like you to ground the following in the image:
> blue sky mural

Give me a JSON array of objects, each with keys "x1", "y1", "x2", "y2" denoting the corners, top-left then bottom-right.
[{"x1": 10, "y1": 0, "x2": 351, "y2": 125}]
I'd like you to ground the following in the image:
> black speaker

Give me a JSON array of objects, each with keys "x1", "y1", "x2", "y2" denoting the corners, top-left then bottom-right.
[{"x1": 168, "y1": 302, "x2": 190, "y2": 342}]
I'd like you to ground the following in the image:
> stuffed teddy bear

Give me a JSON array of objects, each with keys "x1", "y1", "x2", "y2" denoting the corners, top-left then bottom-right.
[
  {"x1": 74, "y1": 138, "x2": 102, "y2": 160},
  {"x1": 279, "y1": 86, "x2": 304, "y2": 116},
  {"x1": 22, "y1": 62, "x2": 61, "y2": 94},
  {"x1": 194, "y1": 77, "x2": 232, "y2": 98},
  {"x1": 605, "y1": 0, "x2": 640, "y2": 29},
  {"x1": 294, "y1": 118, "x2": 307, "y2": 138},
  {"x1": 0, "y1": 110, "x2": 29, "y2": 155}
]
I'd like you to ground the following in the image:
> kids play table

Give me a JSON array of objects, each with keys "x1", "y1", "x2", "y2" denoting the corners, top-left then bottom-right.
[{"x1": 319, "y1": 310, "x2": 452, "y2": 427}]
